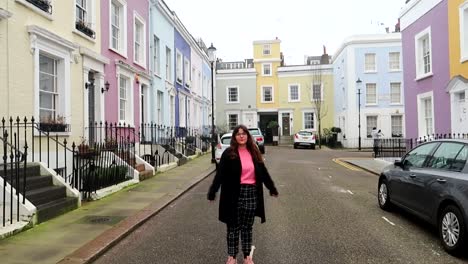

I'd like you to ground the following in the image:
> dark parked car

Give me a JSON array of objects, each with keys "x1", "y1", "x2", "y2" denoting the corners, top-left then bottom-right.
[{"x1": 378, "y1": 139, "x2": 468, "y2": 255}]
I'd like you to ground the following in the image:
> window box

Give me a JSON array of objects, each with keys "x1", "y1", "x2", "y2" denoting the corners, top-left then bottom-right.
[
  {"x1": 176, "y1": 77, "x2": 182, "y2": 84},
  {"x1": 76, "y1": 21, "x2": 95, "y2": 39},
  {"x1": 26, "y1": 0, "x2": 52, "y2": 14},
  {"x1": 185, "y1": 82, "x2": 190, "y2": 88},
  {"x1": 39, "y1": 123, "x2": 69, "y2": 132}
]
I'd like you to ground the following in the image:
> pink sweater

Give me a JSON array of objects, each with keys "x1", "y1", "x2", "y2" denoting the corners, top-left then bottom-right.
[{"x1": 239, "y1": 147, "x2": 256, "y2": 185}]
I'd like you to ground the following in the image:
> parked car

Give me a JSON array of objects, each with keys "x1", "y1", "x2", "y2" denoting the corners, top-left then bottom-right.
[
  {"x1": 378, "y1": 139, "x2": 468, "y2": 255},
  {"x1": 293, "y1": 130, "x2": 316, "y2": 149},
  {"x1": 248, "y1": 128, "x2": 265, "y2": 154},
  {"x1": 215, "y1": 133, "x2": 232, "y2": 164}
]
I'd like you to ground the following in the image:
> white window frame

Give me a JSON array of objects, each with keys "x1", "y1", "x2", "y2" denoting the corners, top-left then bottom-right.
[
  {"x1": 262, "y1": 63, "x2": 272, "y2": 76},
  {"x1": 157, "y1": 90, "x2": 163, "y2": 124},
  {"x1": 390, "y1": 82, "x2": 402, "y2": 105},
  {"x1": 165, "y1": 47, "x2": 171, "y2": 82},
  {"x1": 261, "y1": 85, "x2": 274, "y2": 103},
  {"x1": 365, "y1": 83, "x2": 377, "y2": 105},
  {"x1": 109, "y1": 0, "x2": 127, "y2": 57},
  {"x1": 460, "y1": 2, "x2": 468, "y2": 62},
  {"x1": 364, "y1": 53, "x2": 377, "y2": 73},
  {"x1": 184, "y1": 58, "x2": 190, "y2": 87},
  {"x1": 38, "y1": 54, "x2": 60, "y2": 123},
  {"x1": 153, "y1": 35, "x2": 160, "y2": 76},
  {"x1": 118, "y1": 73, "x2": 134, "y2": 124},
  {"x1": 388, "y1": 52, "x2": 401, "y2": 71},
  {"x1": 288, "y1": 84, "x2": 300, "y2": 102},
  {"x1": 226, "y1": 86, "x2": 239, "y2": 104},
  {"x1": 179, "y1": 95, "x2": 186, "y2": 127},
  {"x1": 417, "y1": 91, "x2": 434, "y2": 137},
  {"x1": 133, "y1": 12, "x2": 146, "y2": 68},
  {"x1": 391, "y1": 115, "x2": 403, "y2": 137},
  {"x1": 176, "y1": 50, "x2": 183, "y2": 84},
  {"x1": 302, "y1": 111, "x2": 315, "y2": 130},
  {"x1": 311, "y1": 82, "x2": 323, "y2": 101},
  {"x1": 74, "y1": 0, "x2": 96, "y2": 40},
  {"x1": 227, "y1": 113, "x2": 239, "y2": 130},
  {"x1": 263, "y1": 44, "x2": 271, "y2": 55},
  {"x1": 366, "y1": 115, "x2": 378, "y2": 137},
  {"x1": 415, "y1": 27, "x2": 433, "y2": 80}
]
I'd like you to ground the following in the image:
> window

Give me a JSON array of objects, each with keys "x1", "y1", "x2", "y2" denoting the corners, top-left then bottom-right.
[
  {"x1": 184, "y1": 58, "x2": 190, "y2": 86},
  {"x1": 415, "y1": 27, "x2": 432, "y2": 78},
  {"x1": 119, "y1": 76, "x2": 128, "y2": 121},
  {"x1": 263, "y1": 44, "x2": 271, "y2": 55},
  {"x1": 176, "y1": 51, "x2": 182, "y2": 83},
  {"x1": 157, "y1": 91, "x2": 163, "y2": 124},
  {"x1": 427, "y1": 143, "x2": 467, "y2": 171},
  {"x1": 110, "y1": 0, "x2": 126, "y2": 54},
  {"x1": 366, "y1": 116, "x2": 377, "y2": 137},
  {"x1": 460, "y1": 2, "x2": 468, "y2": 61},
  {"x1": 304, "y1": 112, "x2": 314, "y2": 129},
  {"x1": 165, "y1": 47, "x2": 171, "y2": 81},
  {"x1": 134, "y1": 14, "x2": 145, "y2": 66},
  {"x1": 390, "y1": 83, "x2": 401, "y2": 104},
  {"x1": 391, "y1": 115, "x2": 403, "y2": 137},
  {"x1": 227, "y1": 86, "x2": 239, "y2": 103},
  {"x1": 312, "y1": 83, "x2": 322, "y2": 101},
  {"x1": 153, "y1": 36, "x2": 160, "y2": 75},
  {"x1": 365, "y1": 53, "x2": 376, "y2": 72},
  {"x1": 39, "y1": 54, "x2": 58, "y2": 122},
  {"x1": 423, "y1": 97, "x2": 433, "y2": 135},
  {"x1": 262, "y1": 63, "x2": 271, "y2": 76},
  {"x1": 179, "y1": 96, "x2": 185, "y2": 127},
  {"x1": 366, "y1": 83, "x2": 377, "y2": 105},
  {"x1": 262, "y1": 86, "x2": 273, "y2": 102},
  {"x1": 389, "y1": 52, "x2": 400, "y2": 71},
  {"x1": 403, "y1": 143, "x2": 437, "y2": 168},
  {"x1": 289, "y1": 84, "x2": 299, "y2": 102},
  {"x1": 228, "y1": 114, "x2": 238, "y2": 130}
]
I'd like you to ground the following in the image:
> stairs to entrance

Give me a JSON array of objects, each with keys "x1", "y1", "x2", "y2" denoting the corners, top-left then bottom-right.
[
  {"x1": 278, "y1": 135, "x2": 294, "y2": 146},
  {"x1": 0, "y1": 164, "x2": 78, "y2": 223}
]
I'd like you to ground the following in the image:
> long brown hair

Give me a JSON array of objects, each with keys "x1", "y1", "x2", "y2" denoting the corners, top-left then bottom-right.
[{"x1": 228, "y1": 124, "x2": 264, "y2": 163}]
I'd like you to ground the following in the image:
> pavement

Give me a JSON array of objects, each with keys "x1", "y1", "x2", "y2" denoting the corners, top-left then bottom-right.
[{"x1": 0, "y1": 149, "x2": 395, "y2": 264}]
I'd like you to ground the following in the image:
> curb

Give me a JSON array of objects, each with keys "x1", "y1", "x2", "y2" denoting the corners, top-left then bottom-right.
[{"x1": 57, "y1": 166, "x2": 216, "y2": 264}]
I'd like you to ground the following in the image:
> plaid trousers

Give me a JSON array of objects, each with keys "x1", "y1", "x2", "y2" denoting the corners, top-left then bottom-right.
[{"x1": 227, "y1": 184, "x2": 257, "y2": 258}]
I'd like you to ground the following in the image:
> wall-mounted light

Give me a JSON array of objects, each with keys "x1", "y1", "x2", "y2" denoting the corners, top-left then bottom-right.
[
  {"x1": 85, "y1": 82, "x2": 93, "y2": 89},
  {"x1": 101, "y1": 81, "x2": 110, "y2": 93}
]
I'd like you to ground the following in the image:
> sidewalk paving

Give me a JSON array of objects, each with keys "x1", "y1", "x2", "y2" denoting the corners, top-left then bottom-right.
[
  {"x1": 0, "y1": 153, "x2": 216, "y2": 264},
  {"x1": 340, "y1": 158, "x2": 394, "y2": 175}
]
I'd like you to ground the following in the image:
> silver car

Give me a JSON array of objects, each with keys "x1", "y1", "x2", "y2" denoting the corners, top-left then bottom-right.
[
  {"x1": 378, "y1": 139, "x2": 468, "y2": 255},
  {"x1": 215, "y1": 133, "x2": 232, "y2": 164},
  {"x1": 248, "y1": 128, "x2": 265, "y2": 154}
]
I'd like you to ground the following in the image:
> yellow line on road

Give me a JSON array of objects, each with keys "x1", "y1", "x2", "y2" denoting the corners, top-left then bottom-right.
[{"x1": 332, "y1": 158, "x2": 362, "y2": 171}]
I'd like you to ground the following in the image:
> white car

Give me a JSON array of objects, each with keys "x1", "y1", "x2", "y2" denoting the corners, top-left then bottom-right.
[
  {"x1": 293, "y1": 130, "x2": 316, "y2": 149},
  {"x1": 215, "y1": 133, "x2": 232, "y2": 163}
]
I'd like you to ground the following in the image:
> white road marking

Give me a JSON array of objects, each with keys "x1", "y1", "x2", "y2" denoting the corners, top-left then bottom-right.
[
  {"x1": 431, "y1": 250, "x2": 441, "y2": 256},
  {"x1": 347, "y1": 190, "x2": 354, "y2": 195},
  {"x1": 382, "y1": 216, "x2": 396, "y2": 226}
]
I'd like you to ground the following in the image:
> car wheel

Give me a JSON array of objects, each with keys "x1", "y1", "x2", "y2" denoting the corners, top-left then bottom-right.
[
  {"x1": 293, "y1": 144, "x2": 298, "y2": 149},
  {"x1": 378, "y1": 179, "x2": 392, "y2": 211},
  {"x1": 439, "y1": 205, "x2": 466, "y2": 255},
  {"x1": 311, "y1": 144, "x2": 316, "y2": 150},
  {"x1": 260, "y1": 146, "x2": 265, "y2": 154}
]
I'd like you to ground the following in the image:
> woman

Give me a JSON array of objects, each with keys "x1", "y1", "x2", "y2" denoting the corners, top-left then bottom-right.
[{"x1": 207, "y1": 125, "x2": 279, "y2": 264}]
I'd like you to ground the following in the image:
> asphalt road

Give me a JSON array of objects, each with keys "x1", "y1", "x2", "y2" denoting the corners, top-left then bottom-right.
[{"x1": 92, "y1": 146, "x2": 468, "y2": 264}]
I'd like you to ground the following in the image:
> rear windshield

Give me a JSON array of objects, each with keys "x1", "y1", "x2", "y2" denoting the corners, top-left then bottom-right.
[
  {"x1": 298, "y1": 131, "x2": 313, "y2": 136},
  {"x1": 221, "y1": 137, "x2": 231, "y2": 144},
  {"x1": 249, "y1": 129, "x2": 260, "y2": 135}
]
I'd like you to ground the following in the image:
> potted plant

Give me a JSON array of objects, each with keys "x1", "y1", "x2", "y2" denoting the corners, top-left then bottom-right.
[
  {"x1": 75, "y1": 20, "x2": 95, "y2": 38},
  {"x1": 39, "y1": 115, "x2": 67, "y2": 132}
]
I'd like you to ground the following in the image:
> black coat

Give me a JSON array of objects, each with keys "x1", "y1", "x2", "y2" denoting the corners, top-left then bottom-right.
[{"x1": 207, "y1": 147, "x2": 278, "y2": 225}]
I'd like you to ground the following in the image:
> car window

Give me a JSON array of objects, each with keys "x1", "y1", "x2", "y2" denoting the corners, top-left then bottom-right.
[
  {"x1": 248, "y1": 129, "x2": 260, "y2": 135},
  {"x1": 427, "y1": 143, "x2": 465, "y2": 171},
  {"x1": 298, "y1": 131, "x2": 313, "y2": 136},
  {"x1": 403, "y1": 143, "x2": 437, "y2": 168},
  {"x1": 221, "y1": 137, "x2": 231, "y2": 145},
  {"x1": 450, "y1": 145, "x2": 468, "y2": 172}
]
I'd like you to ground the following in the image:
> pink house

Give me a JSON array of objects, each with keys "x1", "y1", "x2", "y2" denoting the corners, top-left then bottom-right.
[{"x1": 100, "y1": 0, "x2": 150, "y2": 133}]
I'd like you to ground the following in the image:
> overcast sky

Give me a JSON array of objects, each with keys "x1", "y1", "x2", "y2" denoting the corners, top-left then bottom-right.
[{"x1": 164, "y1": 0, "x2": 407, "y2": 65}]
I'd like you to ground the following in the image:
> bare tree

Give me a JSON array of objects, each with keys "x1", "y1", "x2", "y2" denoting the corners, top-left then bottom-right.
[{"x1": 307, "y1": 66, "x2": 328, "y2": 148}]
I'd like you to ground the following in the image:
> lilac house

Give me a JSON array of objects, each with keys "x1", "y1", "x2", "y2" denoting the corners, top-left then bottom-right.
[
  {"x1": 400, "y1": 0, "x2": 450, "y2": 139},
  {"x1": 174, "y1": 20, "x2": 192, "y2": 129},
  {"x1": 101, "y1": 0, "x2": 150, "y2": 130}
]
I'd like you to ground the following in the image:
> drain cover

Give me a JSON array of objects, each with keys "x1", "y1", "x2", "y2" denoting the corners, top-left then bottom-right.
[
  {"x1": 90, "y1": 216, "x2": 111, "y2": 223},
  {"x1": 78, "y1": 215, "x2": 124, "y2": 225}
]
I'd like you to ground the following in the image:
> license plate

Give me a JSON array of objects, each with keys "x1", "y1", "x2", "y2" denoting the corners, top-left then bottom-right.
[{"x1": 302, "y1": 137, "x2": 309, "y2": 140}]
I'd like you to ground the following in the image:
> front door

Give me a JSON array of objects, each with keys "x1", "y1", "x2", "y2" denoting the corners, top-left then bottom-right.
[
  {"x1": 87, "y1": 72, "x2": 96, "y2": 144},
  {"x1": 282, "y1": 113, "x2": 290, "y2": 136}
]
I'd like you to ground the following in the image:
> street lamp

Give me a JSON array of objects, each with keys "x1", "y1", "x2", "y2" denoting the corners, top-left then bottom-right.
[
  {"x1": 207, "y1": 43, "x2": 217, "y2": 164},
  {"x1": 356, "y1": 78, "x2": 362, "y2": 151}
]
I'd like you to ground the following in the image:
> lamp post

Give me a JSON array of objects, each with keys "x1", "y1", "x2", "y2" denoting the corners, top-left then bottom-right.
[
  {"x1": 207, "y1": 43, "x2": 217, "y2": 163},
  {"x1": 356, "y1": 78, "x2": 362, "y2": 151}
]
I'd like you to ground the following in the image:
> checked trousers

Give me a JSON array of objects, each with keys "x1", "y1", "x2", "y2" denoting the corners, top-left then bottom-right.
[{"x1": 226, "y1": 184, "x2": 257, "y2": 257}]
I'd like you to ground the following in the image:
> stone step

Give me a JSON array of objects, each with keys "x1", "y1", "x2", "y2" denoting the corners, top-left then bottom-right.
[
  {"x1": 36, "y1": 197, "x2": 78, "y2": 223},
  {"x1": 26, "y1": 185, "x2": 66, "y2": 206},
  {"x1": 138, "y1": 170, "x2": 154, "y2": 181}
]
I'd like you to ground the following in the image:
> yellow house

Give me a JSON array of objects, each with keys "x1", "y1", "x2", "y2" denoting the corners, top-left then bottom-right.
[
  {"x1": 277, "y1": 65, "x2": 334, "y2": 137},
  {"x1": 0, "y1": 0, "x2": 107, "y2": 144},
  {"x1": 253, "y1": 39, "x2": 282, "y2": 138},
  {"x1": 447, "y1": 0, "x2": 468, "y2": 133}
]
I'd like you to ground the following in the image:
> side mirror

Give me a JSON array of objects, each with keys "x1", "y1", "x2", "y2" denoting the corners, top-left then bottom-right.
[{"x1": 394, "y1": 160, "x2": 403, "y2": 168}]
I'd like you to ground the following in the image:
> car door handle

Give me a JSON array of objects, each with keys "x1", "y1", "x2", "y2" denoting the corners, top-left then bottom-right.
[
  {"x1": 409, "y1": 174, "x2": 417, "y2": 178},
  {"x1": 436, "y1": 179, "x2": 447, "y2": 183}
]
